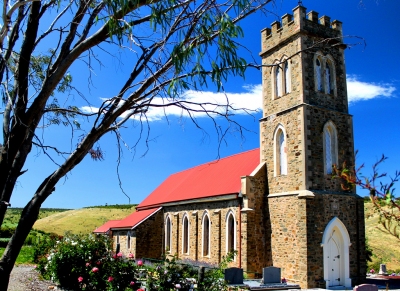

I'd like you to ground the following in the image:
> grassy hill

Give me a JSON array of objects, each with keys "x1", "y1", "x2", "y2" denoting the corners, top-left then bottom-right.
[
  {"x1": 33, "y1": 206, "x2": 135, "y2": 235},
  {"x1": 364, "y1": 201, "x2": 400, "y2": 272}
]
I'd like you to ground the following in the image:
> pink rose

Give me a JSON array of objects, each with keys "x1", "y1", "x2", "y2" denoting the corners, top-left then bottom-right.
[
  {"x1": 108, "y1": 276, "x2": 114, "y2": 282},
  {"x1": 86, "y1": 262, "x2": 90, "y2": 267},
  {"x1": 112, "y1": 254, "x2": 117, "y2": 259},
  {"x1": 128, "y1": 253, "x2": 134, "y2": 259},
  {"x1": 96, "y1": 261, "x2": 101, "y2": 265},
  {"x1": 130, "y1": 281, "x2": 135, "y2": 286},
  {"x1": 78, "y1": 276, "x2": 84, "y2": 282},
  {"x1": 137, "y1": 260, "x2": 143, "y2": 266},
  {"x1": 92, "y1": 267, "x2": 99, "y2": 273},
  {"x1": 117, "y1": 252, "x2": 123, "y2": 257},
  {"x1": 175, "y1": 283, "x2": 181, "y2": 289}
]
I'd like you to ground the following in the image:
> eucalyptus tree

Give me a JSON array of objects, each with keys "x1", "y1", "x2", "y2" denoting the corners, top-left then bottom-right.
[{"x1": 0, "y1": 0, "x2": 273, "y2": 287}]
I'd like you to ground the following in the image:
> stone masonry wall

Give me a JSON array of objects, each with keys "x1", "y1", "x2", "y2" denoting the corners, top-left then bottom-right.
[
  {"x1": 305, "y1": 106, "x2": 355, "y2": 191},
  {"x1": 261, "y1": 108, "x2": 305, "y2": 194},
  {"x1": 163, "y1": 200, "x2": 241, "y2": 268},
  {"x1": 267, "y1": 195, "x2": 308, "y2": 286},
  {"x1": 113, "y1": 210, "x2": 163, "y2": 259},
  {"x1": 241, "y1": 167, "x2": 269, "y2": 276},
  {"x1": 305, "y1": 194, "x2": 366, "y2": 287},
  {"x1": 268, "y1": 193, "x2": 366, "y2": 289}
]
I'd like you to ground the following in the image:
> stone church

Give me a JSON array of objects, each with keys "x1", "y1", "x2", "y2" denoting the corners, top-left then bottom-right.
[{"x1": 94, "y1": 5, "x2": 366, "y2": 289}]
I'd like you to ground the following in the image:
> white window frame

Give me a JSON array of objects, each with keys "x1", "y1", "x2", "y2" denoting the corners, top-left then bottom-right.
[
  {"x1": 165, "y1": 215, "x2": 172, "y2": 253},
  {"x1": 322, "y1": 121, "x2": 338, "y2": 175},
  {"x1": 273, "y1": 124, "x2": 288, "y2": 176},
  {"x1": 182, "y1": 213, "x2": 190, "y2": 255},
  {"x1": 225, "y1": 210, "x2": 236, "y2": 255},
  {"x1": 271, "y1": 57, "x2": 291, "y2": 99},
  {"x1": 202, "y1": 211, "x2": 211, "y2": 257}
]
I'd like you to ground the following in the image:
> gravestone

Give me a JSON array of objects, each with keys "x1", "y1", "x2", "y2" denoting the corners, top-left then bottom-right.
[
  {"x1": 263, "y1": 267, "x2": 281, "y2": 284},
  {"x1": 225, "y1": 267, "x2": 244, "y2": 285},
  {"x1": 379, "y1": 264, "x2": 388, "y2": 275},
  {"x1": 353, "y1": 284, "x2": 378, "y2": 291}
]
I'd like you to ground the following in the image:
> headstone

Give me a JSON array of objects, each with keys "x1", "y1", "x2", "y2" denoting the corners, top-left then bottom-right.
[
  {"x1": 353, "y1": 284, "x2": 378, "y2": 291},
  {"x1": 379, "y1": 264, "x2": 387, "y2": 275},
  {"x1": 224, "y1": 267, "x2": 244, "y2": 285},
  {"x1": 263, "y1": 266, "x2": 281, "y2": 284}
]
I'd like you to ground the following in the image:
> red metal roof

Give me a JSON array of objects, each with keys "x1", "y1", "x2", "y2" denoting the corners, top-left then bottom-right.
[
  {"x1": 111, "y1": 207, "x2": 162, "y2": 229},
  {"x1": 137, "y1": 148, "x2": 260, "y2": 210},
  {"x1": 93, "y1": 220, "x2": 121, "y2": 233}
]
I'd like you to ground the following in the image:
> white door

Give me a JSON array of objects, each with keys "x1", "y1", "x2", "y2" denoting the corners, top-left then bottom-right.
[{"x1": 328, "y1": 231, "x2": 342, "y2": 287}]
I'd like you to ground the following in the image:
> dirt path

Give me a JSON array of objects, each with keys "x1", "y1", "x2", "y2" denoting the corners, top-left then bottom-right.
[{"x1": 8, "y1": 265, "x2": 57, "y2": 291}]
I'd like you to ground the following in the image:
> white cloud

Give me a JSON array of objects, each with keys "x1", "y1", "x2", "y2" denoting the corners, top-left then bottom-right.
[
  {"x1": 81, "y1": 84, "x2": 262, "y2": 122},
  {"x1": 81, "y1": 77, "x2": 396, "y2": 122},
  {"x1": 347, "y1": 75, "x2": 396, "y2": 103}
]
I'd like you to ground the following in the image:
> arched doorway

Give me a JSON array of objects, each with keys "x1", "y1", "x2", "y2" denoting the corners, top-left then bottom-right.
[{"x1": 321, "y1": 217, "x2": 352, "y2": 289}]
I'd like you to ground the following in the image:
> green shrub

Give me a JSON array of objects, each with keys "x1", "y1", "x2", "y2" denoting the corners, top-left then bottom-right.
[
  {"x1": 0, "y1": 238, "x2": 10, "y2": 248},
  {"x1": 0, "y1": 226, "x2": 15, "y2": 238}
]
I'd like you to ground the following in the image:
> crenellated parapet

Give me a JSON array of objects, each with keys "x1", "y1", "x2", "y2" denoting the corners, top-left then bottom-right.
[{"x1": 260, "y1": 5, "x2": 343, "y2": 55}]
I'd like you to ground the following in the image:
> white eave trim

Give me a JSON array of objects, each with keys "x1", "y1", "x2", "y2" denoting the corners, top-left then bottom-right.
[{"x1": 161, "y1": 194, "x2": 238, "y2": 207}]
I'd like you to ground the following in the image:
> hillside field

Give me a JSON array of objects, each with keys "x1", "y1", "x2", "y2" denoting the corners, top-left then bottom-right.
[{"x1": 32, "y1": 207, "x2": 135, "y2": 235}]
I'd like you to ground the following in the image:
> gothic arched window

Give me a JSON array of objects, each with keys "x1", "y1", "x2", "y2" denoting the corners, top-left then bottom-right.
[
  {"x1": 275, "y1": 66, "x2": 282, "y2": 98},
  {"x1": 323, "y1": 121, "x2": 338, "y2": 174},
  {"x1": 182, "y1": 214, "x2": 189, "y2": 254},
  {"x1": 325, "y1": 61, "x2": 332, "y2": 94},
  {"x1": 279, "y1": 131, "x2": 287, "y2": 175},
  {"x1": 316, "y1": 58, "x2": 323, "y2": 92},
  {"x1": 165, "y1": 215, "x2": 172, "y2": 252},
  {"x1": 274, "y1": 125, "x2": 288, "y2": 176},
  {"x1": 127, "y1": 231, "x2": 131, "y2": 249},
  {"x1": 314, "y1": 53, "x2": 336, "y2": 95},
  {"x1": 202, "y1": 212, "x2": 210, "y2": 257},
  {"x1": 284, "y1": 61, "x2": 291, "y2": 94},
  {"x1": 226, "y1": 212, "x2": 236, "y2": 253}
]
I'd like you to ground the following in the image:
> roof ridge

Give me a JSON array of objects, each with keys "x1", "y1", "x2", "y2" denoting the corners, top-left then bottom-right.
[{"x1": 169, "y1": 148, "x2": 259, "y2": 176}]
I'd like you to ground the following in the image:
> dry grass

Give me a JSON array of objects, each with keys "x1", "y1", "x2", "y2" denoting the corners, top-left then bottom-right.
[
  {"x1": 365, "y1": 202, "x2": 400, "y2": 271},
  {"x1": 33, "y1": 207, "x2": 135, "y2": 235}
]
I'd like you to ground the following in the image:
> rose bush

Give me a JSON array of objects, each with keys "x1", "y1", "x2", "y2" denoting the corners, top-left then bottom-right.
[
  {"x1": 34, "y1": 234, "x2": 142, "y2": 290},
  {"x1": 34, "y1": 234, "x2": 235, "y2": 290}
]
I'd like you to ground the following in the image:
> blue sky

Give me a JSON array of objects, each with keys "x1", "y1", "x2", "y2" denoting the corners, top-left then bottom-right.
[{"x1": 11, "y1": 0, "x2": 400, "y2": 209}]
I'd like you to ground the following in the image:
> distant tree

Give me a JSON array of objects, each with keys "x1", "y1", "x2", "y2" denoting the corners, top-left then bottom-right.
[
  {"x1": 333, "y1": 155, "x2": 400, "y2": 239},
  {"x1": 0, "y1": 0, "x2": 275, "y2": 288}
]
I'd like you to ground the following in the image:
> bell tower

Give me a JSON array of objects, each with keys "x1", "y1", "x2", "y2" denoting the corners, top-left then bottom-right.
[{"x1": 259, "y1": 5, "x2": 366, "y2": 288}]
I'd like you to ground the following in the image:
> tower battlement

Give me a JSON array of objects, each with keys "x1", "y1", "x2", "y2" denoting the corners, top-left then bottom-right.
[{"x1": 261, "y1": 6, "x2": 343, "y2": 54}]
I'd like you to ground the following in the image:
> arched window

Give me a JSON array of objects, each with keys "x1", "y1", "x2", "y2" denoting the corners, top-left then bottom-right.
[
  {"x1": 284, "y1": 61, "x2": 291, "y2": 94},
  {"x1": 127, "y1": 231, "x2": 131, "y2": 249},
  {"x1": 275, "y1": 66, "x2": 282, "y2": 98},
  {"x1": 315, "y1": 53, "x2": 336, "y2": 95},
  {"x1": 316, "y1": 58, "x2": 323, "y2": 92},
  {"x1": 202, "y1": 212, "x2": 210, "y2": 257},
  {"x1": 325, "y1": 62, "x2": 332, "y2": 94},
  {"x1": 274, "y1": 125, "x2": 287, "y2": 176},
  {"x1": 323, "y1": 121, "x2": 338, "y2": 174},
  {"x1": 165, "y1": 216, "x2": 172, "y2": 252},
  {"x1": 182, "y1": 214, "x2": 189, "y2": 254},
  {"x1": 226, "y1": 212, "x2": 236, "y2": 253}
]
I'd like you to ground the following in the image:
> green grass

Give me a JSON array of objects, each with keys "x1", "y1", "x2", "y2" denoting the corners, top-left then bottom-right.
[{"x1": 0, "y1": 246, "x2": 34, "y2": 264}]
